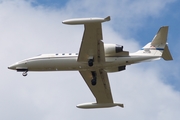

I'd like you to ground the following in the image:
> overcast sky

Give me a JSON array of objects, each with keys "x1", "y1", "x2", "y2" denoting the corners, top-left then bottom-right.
[{"x1": 0, "y1": 0, "x2": 180, "y2": 120}]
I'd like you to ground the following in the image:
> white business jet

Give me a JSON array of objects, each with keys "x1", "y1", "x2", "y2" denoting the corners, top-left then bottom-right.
[{"x1": 8, "y1": 16, "x2": 173, "y2": 109}]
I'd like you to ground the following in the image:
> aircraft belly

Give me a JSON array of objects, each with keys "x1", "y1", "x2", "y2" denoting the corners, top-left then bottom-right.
[
  {"x1": 13, "y1": 55, "x2": 158, "y2": 72},
  {"x1": 12, "y1": 55, "x2": 159, "y2": 72}
]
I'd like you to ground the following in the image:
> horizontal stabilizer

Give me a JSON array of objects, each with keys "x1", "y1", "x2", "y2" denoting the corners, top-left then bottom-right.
[
  {"x1": 76, "y1": 102, "x2": 124, "y2": 109},
  {"x1": 162, "y1": 44, "x2": 173, "y2": 60}
]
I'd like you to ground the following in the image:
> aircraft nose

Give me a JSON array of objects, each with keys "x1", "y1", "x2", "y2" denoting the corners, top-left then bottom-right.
[{"x1": 8, "y1": 64, "x2": 17, "y2": 70}]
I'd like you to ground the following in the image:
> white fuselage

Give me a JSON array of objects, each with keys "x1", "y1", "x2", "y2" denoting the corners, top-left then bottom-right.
[{"x1": 8, "y1": 53, "x2": 160, "y2": 72}]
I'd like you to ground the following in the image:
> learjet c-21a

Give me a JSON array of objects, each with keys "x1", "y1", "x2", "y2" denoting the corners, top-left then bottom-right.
[{"x1": 8, "y1": 16, "x2": 173, "y2": 109}]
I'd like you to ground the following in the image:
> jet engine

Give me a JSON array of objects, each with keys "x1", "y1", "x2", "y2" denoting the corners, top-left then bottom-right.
[{"x1": 104, "y1": 44, "x2": 123, "y2": 56}]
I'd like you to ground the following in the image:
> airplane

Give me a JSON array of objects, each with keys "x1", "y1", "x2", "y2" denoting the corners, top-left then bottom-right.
[{"x1": 8, "y1": 16, "x2": 173, "y2": 109}]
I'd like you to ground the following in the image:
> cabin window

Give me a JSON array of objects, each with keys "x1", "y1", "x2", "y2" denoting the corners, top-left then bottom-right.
[{"x1": 62, "y1": 53, "x2": 65, "y2": 55}]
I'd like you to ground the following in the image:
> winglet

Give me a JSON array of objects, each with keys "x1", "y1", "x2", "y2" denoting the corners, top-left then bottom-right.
[{"x1": 62, "y1": 16, "x2": 111, "y2": 25}]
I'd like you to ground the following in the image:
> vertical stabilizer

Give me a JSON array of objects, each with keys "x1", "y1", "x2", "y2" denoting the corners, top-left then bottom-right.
[
  {"x1": 151, "y1": 26, "x2": 168, "y2": 47},
  {"x1": 135, "y1": 26, "x2": 173, "y2": 61}
]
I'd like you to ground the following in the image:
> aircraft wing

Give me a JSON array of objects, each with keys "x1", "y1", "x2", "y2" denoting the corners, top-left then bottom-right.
[
  {"x1": 63, "y1": 16, "x2": 110, "y2": 63},
  {"x1": 77, "y1": 22, "x2": 106, "y2": 63},
  {"x1": 79, "y1": 70, "x2": 113, "y2": 103}
]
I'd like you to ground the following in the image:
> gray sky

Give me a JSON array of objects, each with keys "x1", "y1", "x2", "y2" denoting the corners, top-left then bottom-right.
[{"x1": 0, "y1": 0, "x2": 180, "y2": 120}]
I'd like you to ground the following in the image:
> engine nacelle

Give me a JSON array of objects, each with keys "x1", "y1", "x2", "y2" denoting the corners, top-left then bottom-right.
[{"x1": 104, "y1": 44, "x2": 123, "y2": 56}]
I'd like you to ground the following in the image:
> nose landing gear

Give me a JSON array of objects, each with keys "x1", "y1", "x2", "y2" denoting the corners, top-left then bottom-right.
[
  {"x1": 22, "y1": 70, "x2": 28, "y2": 76},
  {"x1": 16, "y1": 68, "x2": 28, "y2": 77}
]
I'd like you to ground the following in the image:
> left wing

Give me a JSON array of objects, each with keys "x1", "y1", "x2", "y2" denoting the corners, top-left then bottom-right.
[
  {"x1": 77, "y1": 17, "x2": 110, "y2": 63},
  {"x1": 63, "y1": 16, "x2": 110, "y2": 63}
]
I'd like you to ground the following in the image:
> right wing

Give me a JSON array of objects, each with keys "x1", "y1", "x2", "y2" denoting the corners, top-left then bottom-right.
[
  {"x1": 79, "y1": 69, "x2": 113, "y2": 103},
  {"x1": 78, "y1": 70, "x2": 124, "y2": 109}
]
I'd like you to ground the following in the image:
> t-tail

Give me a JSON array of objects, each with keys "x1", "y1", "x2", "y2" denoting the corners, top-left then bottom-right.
[{"x1": 136, "y1": 26, "x2": 173, "y2": 61}]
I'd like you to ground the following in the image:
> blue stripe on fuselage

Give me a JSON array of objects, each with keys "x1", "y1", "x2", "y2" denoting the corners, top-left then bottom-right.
[
  {"x1": 141, "y1": 48, "x2": 164, "y2": 50},
  {"x1": 155, "y1": 48, "x2": 164, "y2": 50}
]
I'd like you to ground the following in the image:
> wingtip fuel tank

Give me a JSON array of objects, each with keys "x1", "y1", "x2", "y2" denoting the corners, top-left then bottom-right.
[
  {"x1": 62, "y1": 16, "x2": 110, "y2": 25},
  {"x1": 76, "y1": 102, "x2": 124, "y2": 109}
]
